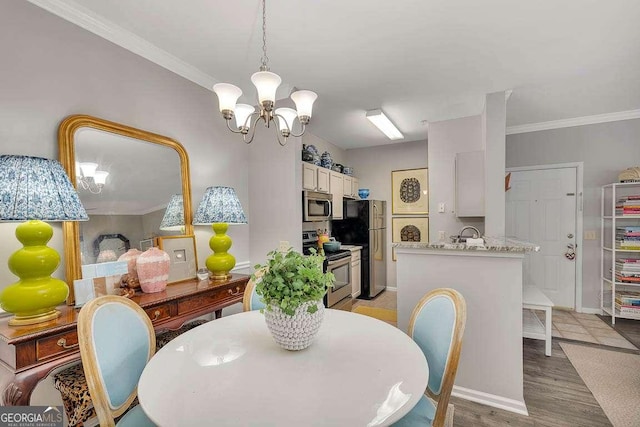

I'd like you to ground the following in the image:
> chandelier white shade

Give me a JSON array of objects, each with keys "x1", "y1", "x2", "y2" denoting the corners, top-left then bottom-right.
[
  {"x1": 76, "y1": 162, "x2": 109, "y2": 194},
  {"x1": 212, "y1": 0, "x2": 317, "y2": 146},
  {"x1": 366, "y1": 109, "x2": 404, "y2": 140}
]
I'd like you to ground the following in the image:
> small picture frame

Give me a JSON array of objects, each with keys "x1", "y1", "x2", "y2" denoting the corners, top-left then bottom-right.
[
  {"x1": 140, "y1": 238, "x2": 155, "y2": 251},
  {"x1": 392, "y1": 168, "x2": 429, "y2": 215},
  {"x1": 392, "y1": 217, "x2": 429, "y2": 261},
  {"x1": 156, "y1": 235, "x2": 198, "y2": 283}
]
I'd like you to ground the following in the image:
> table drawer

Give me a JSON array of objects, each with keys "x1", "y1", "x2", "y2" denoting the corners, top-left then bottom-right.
[
  {"x1": 178, "y1": 283, "x2": 246, "y2": 315},
  {"x1": 37, "y1": 330, "x2": 79, "y2": 361},
  {"x1": 145, "y1": 304, "x2": 172, "y2": 324}
]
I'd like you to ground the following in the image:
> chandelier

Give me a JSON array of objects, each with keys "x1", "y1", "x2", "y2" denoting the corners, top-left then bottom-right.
[
  {"x1": 212, "y1": 0, "x2": 317, "y2": 146},
  {"x1": 76, "y1": 162, "x2": 109, "y2": 194}
]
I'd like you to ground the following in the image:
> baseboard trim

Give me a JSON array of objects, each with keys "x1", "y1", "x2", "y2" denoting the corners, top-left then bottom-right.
[
  {"x1": 451, "y1": 385, "x2": 529, "y2": 416},
  {"x1": 385, "y1": 286, "x2": 397, "y2": 292}
]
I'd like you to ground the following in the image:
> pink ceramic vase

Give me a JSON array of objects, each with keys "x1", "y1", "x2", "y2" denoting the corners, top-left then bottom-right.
[
  {"x1": 137, "y1": 247, "x2": 170, "y2": 293},
  {"x1": 118, "y1": 248, "x2": 143, "y2": 281}
]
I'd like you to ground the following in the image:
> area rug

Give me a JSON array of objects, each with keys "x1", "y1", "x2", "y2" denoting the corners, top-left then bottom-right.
[
  {"x1": 560, "y1": 342, "x2": 640, "y2": 427},
  {"x1": 352, "y1": 306, "x2": 397, "y2": 323}
]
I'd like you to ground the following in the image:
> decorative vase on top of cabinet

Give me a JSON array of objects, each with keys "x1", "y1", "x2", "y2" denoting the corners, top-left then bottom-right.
[{"x1": 601, "y1": 182, "x2": 640, "y2": 324}]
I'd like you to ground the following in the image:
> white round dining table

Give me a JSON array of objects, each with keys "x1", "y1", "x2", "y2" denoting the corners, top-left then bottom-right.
[{"x1": 138, "y1": 309, "x2": 428, "y2": 427}]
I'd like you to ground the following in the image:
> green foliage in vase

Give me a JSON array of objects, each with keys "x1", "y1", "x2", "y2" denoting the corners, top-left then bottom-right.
[{"x1": 252, "y1": 248, "x2": 334, "y2": 316}]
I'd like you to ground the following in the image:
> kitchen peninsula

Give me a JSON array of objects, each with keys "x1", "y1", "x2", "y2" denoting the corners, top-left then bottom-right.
[{"x1": 395, "y1": 238, "x2": 538, "y2": 416}]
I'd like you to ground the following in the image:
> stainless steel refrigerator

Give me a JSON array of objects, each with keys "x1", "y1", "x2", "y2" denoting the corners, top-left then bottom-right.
[{"x1": 332, "y1": 199, "x2": 386, "y2": 299}]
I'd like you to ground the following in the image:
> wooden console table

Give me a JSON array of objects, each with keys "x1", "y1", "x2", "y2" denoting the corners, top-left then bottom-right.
[{"x1": 0, "y1": 274, "x2": 249, "y2": 406}]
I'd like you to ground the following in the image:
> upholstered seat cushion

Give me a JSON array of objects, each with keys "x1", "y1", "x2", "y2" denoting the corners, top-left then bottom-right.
[{"x1": 54, "y1": 319, "x2": 207, "y2": 426}]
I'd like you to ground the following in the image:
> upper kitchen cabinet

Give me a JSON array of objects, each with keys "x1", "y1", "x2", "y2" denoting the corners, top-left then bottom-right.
[
  {"x1": 343, "y1": 175, "x2": 353, "y2": 198},
  {"x1": 455, "y1": 150, "x2": 485, "y2": 217},
  {"x1": 330, "y1": 171, "x2": 344, "y2": 219},
  {"x1": 302, "y1": 162, "x2": 330, "y2": 193}
]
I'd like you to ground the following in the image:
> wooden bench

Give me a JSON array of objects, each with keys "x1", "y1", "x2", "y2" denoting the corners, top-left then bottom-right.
[{"x1": 522, "y1": 286, "x2": 554, "y2": 356}]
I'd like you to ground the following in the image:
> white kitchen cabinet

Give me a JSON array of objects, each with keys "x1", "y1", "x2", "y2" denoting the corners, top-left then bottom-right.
[
  {"x1": 330, "y1": 171, "x2": 344, "y2": 219},
  {"x1": 455, "y1": 150, "x2": 485, "y2": 217},
  {"x1": 351, "y1": 249, "x2": 361, "y2": 298},
  {"x1": 302, "y1": 162, "x2": 330, "y2": 193},
  {"x1": 302, "y1": 162, "x2": 317, "y2": 191},
  {"x1": 352, "y1": 178, "x2": 359, "y2": 199},
  {"x1": 317, "y1": 168, "x2": 330, "y2": 193},
  {"x1": 343, "y1": 175, "x2": 354, "y2": 199}
]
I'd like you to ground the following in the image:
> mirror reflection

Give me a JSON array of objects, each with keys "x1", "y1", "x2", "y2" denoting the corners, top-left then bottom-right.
[
  {"x1": 75, "y1": 128, "x2": 183, "y2": 264},
  {"x1": 59, "y1": 115, "x2": 193, "y2": 304}
]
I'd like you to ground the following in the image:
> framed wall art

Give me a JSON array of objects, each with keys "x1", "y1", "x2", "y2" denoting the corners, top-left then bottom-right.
[
  {"x1": 391, "y1": 168, "x2": 428, "y2": 214},
  {"x1": 391, "y1": 216, "x2": 429, "y2": 261},
  {"x1": 156, "y1": 235, "x2": 198, "y2": 283}
]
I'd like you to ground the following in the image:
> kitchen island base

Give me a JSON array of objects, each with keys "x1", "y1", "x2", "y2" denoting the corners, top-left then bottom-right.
[{"x1": 396, "y1": 245, "x2": 529, "y2": 416}]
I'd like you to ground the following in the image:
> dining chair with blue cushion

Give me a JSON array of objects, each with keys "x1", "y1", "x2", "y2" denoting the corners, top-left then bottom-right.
[
  {"x1": 392, "y1": 288, "x2": 467, "y2": 427},
  {"x1": 243, "y1": 270, "x2": 266, "y2": 312},
  {"x1": 78, "y1": 295, "x2": 156, "y2": 427}
]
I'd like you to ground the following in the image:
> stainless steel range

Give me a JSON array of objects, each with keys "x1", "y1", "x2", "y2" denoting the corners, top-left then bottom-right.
[{"x1": 302, "y1": 231, "x2": 352, "y2": 311}]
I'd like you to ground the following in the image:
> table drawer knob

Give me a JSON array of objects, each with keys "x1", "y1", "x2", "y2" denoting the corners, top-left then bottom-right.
[
  {"x1": 57, "y1": 338, "x2": 78, "y2": 350},
  {"x1": 228, "y1": 286, "x2": 242, "y2": 296},
  {"x1": 152, "y1": 310, "x2": 161, "y2": 321}
]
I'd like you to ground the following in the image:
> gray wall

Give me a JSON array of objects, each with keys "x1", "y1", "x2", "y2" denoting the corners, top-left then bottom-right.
[
  {"x1": 506, "y1": 118, "x2": 640, "y2": 309},
  {"x1": 0, "y1": 0, "x2": 253, "y2": 288},
  {"x1": 428, "y1": 115, "x2": 485, "y2": 239},
  {"x1": 345, "y1": 140, "x2": 428, "y2": 287}
]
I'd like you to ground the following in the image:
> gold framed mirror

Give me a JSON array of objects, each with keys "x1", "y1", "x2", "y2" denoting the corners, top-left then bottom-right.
[{"x1": 58, "y1": 115, "x2": 193, "y2": 304}]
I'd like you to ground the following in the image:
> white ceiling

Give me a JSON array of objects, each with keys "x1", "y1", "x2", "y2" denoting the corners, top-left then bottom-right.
[{"x1": 33, "y1": 0, "x2": 640, "y2": 149}]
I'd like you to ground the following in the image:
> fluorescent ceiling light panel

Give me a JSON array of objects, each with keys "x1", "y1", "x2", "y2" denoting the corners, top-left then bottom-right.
[{"x1": 366, "y1": 109, "x2": 404, "y2": 140}]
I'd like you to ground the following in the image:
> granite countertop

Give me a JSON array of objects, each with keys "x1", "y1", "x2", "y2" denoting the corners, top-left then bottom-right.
[
  {"x1": 393, "y1": 236, "x2": 540, "y2": 253},
  {"x1": 341, "y1": 245, "x2": 363, "y2": 252}
]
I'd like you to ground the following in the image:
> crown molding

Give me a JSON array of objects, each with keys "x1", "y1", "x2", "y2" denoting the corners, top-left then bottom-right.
[
  {"x1": 28, "y1": 0, "x2": 217, "y2": 90},
  {"x1": 506, "y1": 109, "x2": 640, "y2": 135}
]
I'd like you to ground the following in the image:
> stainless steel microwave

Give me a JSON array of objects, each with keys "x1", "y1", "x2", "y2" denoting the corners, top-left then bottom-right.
[{"x1": 303, "y1": 191, "x2": 332, "y2": 222}]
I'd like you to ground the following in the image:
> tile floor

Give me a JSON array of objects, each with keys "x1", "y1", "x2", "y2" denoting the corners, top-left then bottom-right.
[
  {"x1": 541, "y1": 308, "x2": 638, "y2": 350},
  {"x1": 355, "y1": 290, "x2": 637, "y2": 350},
  {"x1": 352, "y1": 289, "x2": 397, "y2": 311}
]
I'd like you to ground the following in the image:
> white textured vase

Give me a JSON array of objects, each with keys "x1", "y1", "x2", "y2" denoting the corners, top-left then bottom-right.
[
  {"x1": 264, "y1": 300, "x2": 325, "y2": 351},
  {"x1": 137, "y1": 247, "x2": 170, "y2": 293}
]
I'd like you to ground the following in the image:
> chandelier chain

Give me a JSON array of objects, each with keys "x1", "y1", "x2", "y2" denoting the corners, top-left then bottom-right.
[{"x1": 260, "y1": 0, "x2": 269, "y2": 69}]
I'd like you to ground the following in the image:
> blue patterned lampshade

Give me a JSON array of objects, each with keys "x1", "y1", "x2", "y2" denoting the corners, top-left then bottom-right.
[
  {"x1": 0, "y1": 155, "x2": 88, "y2": 221},
  {"x1": 193, "y1": 186, "x2": 246, "y2": 281},
  {"x1": 0, "y1": 155, "x2": 88, "y2": 326},
  {"x1": 159, "y1": 194, "x2": 184, "y2": 231},
  {"x1": 193, "y1": 186, "x2": 247, "y2": 225}
]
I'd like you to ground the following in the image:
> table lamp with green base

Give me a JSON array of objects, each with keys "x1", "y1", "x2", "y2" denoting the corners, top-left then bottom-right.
[
  {"x1": 0, "y1": 155, "x2": 88, "y2": 326},
  {"x1": 193, "y1": 186, "x2": 247, "y2": 281}
]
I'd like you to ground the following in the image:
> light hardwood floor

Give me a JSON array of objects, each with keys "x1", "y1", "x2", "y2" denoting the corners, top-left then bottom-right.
[{"x1": 353, "y1": 290, "x2": 621, "y2": 426}]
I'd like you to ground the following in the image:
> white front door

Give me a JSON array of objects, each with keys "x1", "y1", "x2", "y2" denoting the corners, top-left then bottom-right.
[{"x1": 506, "y1": 168, "x2": 577, "y2": 308}]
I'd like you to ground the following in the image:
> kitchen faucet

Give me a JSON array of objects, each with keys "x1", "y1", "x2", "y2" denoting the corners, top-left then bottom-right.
[
  {"x1": 451, "y1": 226, "x2": 481, "y2": 243},
  {"x1": 459, "y1": 226, "x2": 480, "y2": 238}
]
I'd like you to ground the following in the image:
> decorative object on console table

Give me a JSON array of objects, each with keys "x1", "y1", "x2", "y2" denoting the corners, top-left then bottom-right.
[
  {"x1": 137, "y1": 247, "x2": 171, "y2": 293},
  {"x1": 391, "y1": 217, "x2": 429, "y2": 261},
  {"x1": 157, "y1": 235, "x2": 198, "y2": 284},
  {"x1": 159, "y1": 194, "x2": 185, "y2": 232},
  {"x1": 0, "y1": 155, "x2": 88, "y2": 326},
  {"x1": 391, "y1": 168, "x2": 429, "y2": 215},
  {"x1": 194, "y1": 186, "x2": 247, "y2": 281},
  {"x1": 117, "y1": 248, "x2": 143, "y2": 290},
  {"x1": 252, "y1": 248, "x2": 334, "y2": 350}
]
